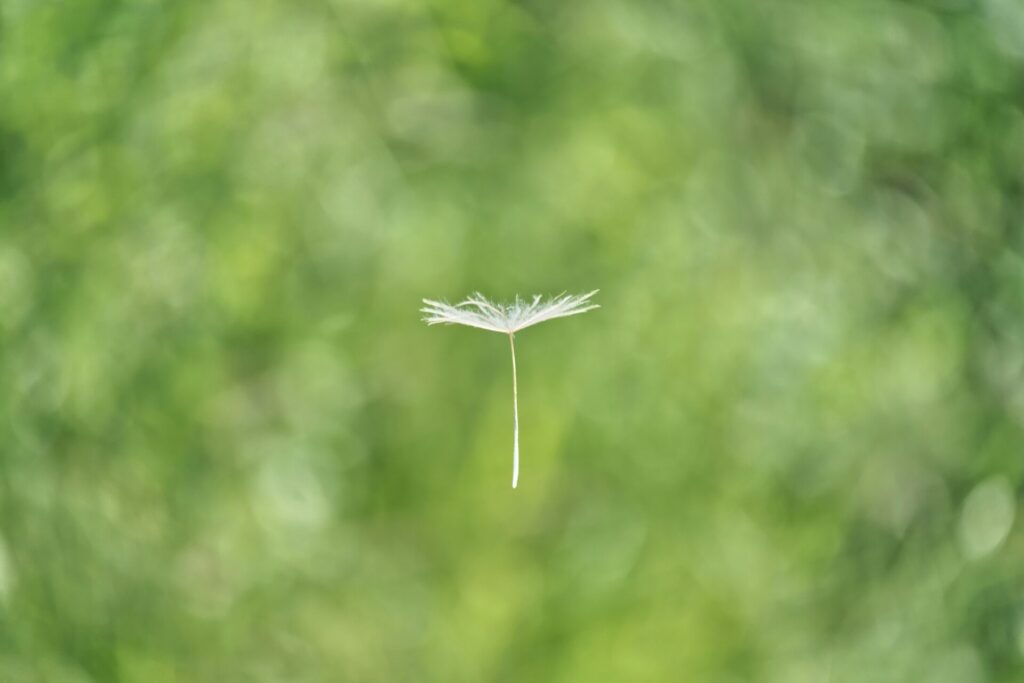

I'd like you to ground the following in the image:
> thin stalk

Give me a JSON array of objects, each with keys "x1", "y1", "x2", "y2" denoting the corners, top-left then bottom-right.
[{"x1": 509, "y1": 332, "x2": 519, "y2": 489}]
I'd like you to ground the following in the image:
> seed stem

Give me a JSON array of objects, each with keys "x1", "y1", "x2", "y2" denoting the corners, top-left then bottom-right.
[{"x1": 509, "y1": 332, "x2": 519, "y2": 489}]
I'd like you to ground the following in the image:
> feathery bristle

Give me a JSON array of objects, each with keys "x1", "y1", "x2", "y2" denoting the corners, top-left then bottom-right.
[{"x1": 421, "y1": 290, "x2": 599, "y2": 333}]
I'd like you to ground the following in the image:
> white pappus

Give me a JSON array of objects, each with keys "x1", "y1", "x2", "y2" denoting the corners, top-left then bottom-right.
[{"x1": 421, "y1": 290, "x2": 599, "y2": 489}]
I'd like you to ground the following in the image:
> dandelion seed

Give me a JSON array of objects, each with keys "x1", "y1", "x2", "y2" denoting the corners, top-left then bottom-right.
[{"x1": 422, "y1": 291, "x2": 599, "y2": 489}]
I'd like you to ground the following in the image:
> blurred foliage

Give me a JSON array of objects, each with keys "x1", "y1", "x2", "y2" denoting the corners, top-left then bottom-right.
[{"x1": 2, "y1": 0, "x2": 1024, "y2": 681}]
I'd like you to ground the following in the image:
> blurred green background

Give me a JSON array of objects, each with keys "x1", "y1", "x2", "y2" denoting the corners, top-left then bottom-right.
[{"x1": 2, "y1": 0, "x2": 1024, "y2": 680}]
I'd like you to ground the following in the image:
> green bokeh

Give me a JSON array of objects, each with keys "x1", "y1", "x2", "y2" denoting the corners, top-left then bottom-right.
[{"x1": 3, "y1": 0, "x2": 1024, "y2": 681}]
